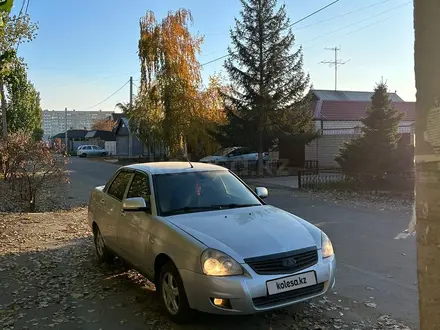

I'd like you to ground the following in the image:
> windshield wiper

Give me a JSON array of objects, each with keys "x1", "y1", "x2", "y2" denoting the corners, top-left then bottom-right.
[
  {"x1": 164, "y1": 204, "x2": 261, "y2": 215},
  {"x1": 210, "y1": 203, "x2": 261, "y2": 209},
  {"x1": 165, "y1": 206, "x2": 222, "y2": 215}
]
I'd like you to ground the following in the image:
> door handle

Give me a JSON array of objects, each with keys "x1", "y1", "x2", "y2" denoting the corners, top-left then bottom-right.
[
  {"x1": 120, "y1": 211, "x2": 126, "y2": 217},
  {"x1": 100, "y1": 199, "x2": 105, "y2": 204},
  {"x1": 149, "y1": 237, "x2": 155, "y2": 244}
]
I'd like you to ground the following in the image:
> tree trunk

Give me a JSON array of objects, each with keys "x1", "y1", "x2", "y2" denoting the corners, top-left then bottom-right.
[
  {"x1": 1, "y1": 81, "x2": 7, "y2": 137},
  {"x1": 414, "y1": 1, "x2": 440, "y2": 329}
]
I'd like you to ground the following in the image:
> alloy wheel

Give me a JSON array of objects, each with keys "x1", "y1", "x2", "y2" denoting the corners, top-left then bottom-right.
[{"x1": 161, "y1": 272, "x2": 180, "y2": 315}]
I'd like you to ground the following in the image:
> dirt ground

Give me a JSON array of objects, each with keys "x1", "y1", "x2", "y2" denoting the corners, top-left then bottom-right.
[{"x1": 0, "y1": 209, "x2": 413, "y2": 329}]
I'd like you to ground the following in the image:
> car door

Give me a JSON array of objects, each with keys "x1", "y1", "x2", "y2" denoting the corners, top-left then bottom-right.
[
  {"x1": 118, "y1": 171, "x2": 154, "y2": 274},
  {"x1": 99, "y1": 170, "x2": 133, "y2": 252},
  {"x1": 85, "y1": 145, "x2": 92, "y2": 156},
  {"x1": 91, "y1": 145, "x2": 100, "y2": 156}
]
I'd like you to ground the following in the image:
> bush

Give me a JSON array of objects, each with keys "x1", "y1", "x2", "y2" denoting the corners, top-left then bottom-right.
[{"x1": 0, "y1": 132, "x2": 68, "y2": 212}]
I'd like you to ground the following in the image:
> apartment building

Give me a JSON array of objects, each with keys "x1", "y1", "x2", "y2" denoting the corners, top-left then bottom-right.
[{"x1": 42, "y1": 109, "x2": 114, "y2": 139}]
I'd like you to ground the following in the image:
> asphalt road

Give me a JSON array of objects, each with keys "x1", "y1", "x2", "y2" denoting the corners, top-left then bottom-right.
[{"x1": 68, "y1": 157, "x2": 418, "y2": 327}]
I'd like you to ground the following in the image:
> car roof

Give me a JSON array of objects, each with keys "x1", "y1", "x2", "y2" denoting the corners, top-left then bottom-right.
[{"x1": 123, "y1": 161, "x2": 227, "y2": 175}]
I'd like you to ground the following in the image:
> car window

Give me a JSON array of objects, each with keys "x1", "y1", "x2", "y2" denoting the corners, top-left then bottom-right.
[
  {"x1": 229, "y1": 148, "x2": 244, "y2": 157},
  {"x1": 92, "y1": 146, "x2": 99, "y2": 150},
  {"x1": 78, "y1": 146, "x2": 83, "y2": 150},
  {"x1": 153, "y1": 170, "x2": 261, "y2": 216},
  {"x1": 86, "y1": 146, "x2": 92, "y2": 150},
  {"x1": 127, "y1": 173, "x2": 151, "y2": 201},
  {"x1": 213, "y1": 147, "x2": 236, "y2": 156},
  {"x1": 107, "y1": 171, "x2": 132, "y2": 201}
]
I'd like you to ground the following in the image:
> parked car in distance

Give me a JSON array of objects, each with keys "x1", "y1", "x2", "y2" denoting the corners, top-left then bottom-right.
[
  {"x1": 199, "y1": 146, "x2": 270, "y2": 163},
  {"x1": 77, "y1": 145, "x2": 108, "y2": 157},
  {"x1": 88, "y1": 162, "x2": 336, "y2": 323}
]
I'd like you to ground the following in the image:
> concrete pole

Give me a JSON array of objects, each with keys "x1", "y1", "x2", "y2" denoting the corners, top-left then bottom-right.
[
  {"x1": 129, "y1": 77, "x2": 133, "y2": 158},
  {"x1": 65, "y1": 107, "x2": 68, "y2": 154},
  {"x1": 414, "y1": 1, "x2": 440, "y2": 329}
]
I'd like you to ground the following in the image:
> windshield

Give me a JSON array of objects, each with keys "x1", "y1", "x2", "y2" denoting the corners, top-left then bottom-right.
[
  {"x1": 153, "y1": 170, "x2": 262, "y2": 216},
  {"x1": 213, "y1": 147, "x2": 239, "y2": 156}
]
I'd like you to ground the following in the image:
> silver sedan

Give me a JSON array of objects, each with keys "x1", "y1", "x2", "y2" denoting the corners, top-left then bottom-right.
[{"x1": 88, "y1": 162, "x2": 336, "y2": 323}]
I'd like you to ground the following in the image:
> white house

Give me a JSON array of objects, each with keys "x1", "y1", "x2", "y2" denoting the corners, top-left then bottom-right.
[{"x1": 305, "y1": 90, "x2": 415, "y2": 168}]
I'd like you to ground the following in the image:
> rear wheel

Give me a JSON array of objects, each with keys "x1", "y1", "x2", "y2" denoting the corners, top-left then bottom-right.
[
  {"x1": 93, "y1": 226, "x2": 113, "y2": 263},
  {"x1": 158, "y1": 262, "x2": 194, "y2": 323},
  {"x1": 101, "y1": 152, "x2": 107, "y2": 157}
]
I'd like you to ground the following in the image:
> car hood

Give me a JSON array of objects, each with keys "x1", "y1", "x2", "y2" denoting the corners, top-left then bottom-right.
[{"x1": 166, "y1": 205, "x2": 320, "y2": 262}]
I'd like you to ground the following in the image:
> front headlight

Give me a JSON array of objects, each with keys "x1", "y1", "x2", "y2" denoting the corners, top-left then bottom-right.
[
  {"x1": 201, "y1": 249, "x2": 243, "y2": 276},
  {"x1": 321, "y1": 232, "x2": 334, "y2": 258}
]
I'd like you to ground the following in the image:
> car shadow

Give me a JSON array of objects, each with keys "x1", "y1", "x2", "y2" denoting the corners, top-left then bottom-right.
[{"x1": 0, "y1": 236, "x2": 332, "y2": 330}]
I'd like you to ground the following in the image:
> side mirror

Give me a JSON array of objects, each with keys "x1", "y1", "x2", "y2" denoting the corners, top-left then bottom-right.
[
  {"x1": 122, "y1": 197, "x2": 150, "y2": 212},
  {"x1": 255, "y1": 187, "x2": 268, "y2": 199}
]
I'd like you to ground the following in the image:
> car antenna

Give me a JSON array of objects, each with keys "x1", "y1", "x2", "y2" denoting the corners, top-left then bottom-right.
[{"x1": 186, "y1": 156, "x2": 194, "y2": 168}]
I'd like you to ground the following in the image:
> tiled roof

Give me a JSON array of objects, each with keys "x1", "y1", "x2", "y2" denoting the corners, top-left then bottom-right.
[
  {"x1": 314, "y1": 101, "x2": 415, "y2": 121},
  {"x1": 311, "y1": 89, "x2": 404, "y2": 102}
]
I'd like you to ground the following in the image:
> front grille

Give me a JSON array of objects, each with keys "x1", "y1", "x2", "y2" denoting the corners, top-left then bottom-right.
[
  {"x1": 244, "y1": 247, "x2": 318, "y2": 275},
  {"x1": 253, "y1": 283, "x2": 324, "y2": 308}
]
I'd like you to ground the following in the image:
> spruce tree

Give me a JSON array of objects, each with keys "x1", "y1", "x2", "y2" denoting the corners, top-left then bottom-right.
[
  {"x1": 217, "y1": 0, "x2": 313, "y2": 175},
  {"x1": 335, "y1": 82, "x2": 405, "y2": 182}
]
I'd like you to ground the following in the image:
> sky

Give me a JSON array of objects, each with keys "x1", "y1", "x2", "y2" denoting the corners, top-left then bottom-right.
[{"x1": 16, "y1": 0, "x2": 415, "y2": 112}]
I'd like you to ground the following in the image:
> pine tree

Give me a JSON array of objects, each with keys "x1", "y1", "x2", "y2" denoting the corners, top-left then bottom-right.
[
  {"x1": 335, "y1": 82, "x2": 405, "y2": 182},
  {"x1": 217, "y1": 0, "x2": 313, "y2": 175}
]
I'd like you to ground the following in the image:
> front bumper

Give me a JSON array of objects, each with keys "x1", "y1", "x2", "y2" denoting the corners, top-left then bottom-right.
[{"x1": 179, "y1": 252, "x2": 336, "y2": 315}]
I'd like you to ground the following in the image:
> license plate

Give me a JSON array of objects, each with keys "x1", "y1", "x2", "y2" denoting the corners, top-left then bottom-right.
[{"x1": 266, "y1": 271, "x2": 317, "y2": 295}]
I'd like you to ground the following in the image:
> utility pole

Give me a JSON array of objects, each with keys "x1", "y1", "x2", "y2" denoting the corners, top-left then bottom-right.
[
  {"x1": 65, "y1": 107, "x2": 68, "y2": 154},
  {"x1": 320, "y1": 47, "x2": 350, "y2": 91},
  {"x1": 128, "y1": 76, "x2": 133, "y2": 158},
  {"x1": 414, "y1": 1, "x2": 440, "y2": 328}
]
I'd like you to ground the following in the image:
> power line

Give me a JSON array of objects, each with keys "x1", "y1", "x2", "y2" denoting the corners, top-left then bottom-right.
[
  {"x1": 18, "y1": 0, "x2": 26, "y2": 16},
  {"x1": 303, "y1": 1, "x2": 411, "y2": 51},
  {"x1": 83, "y1": 80, "x2": 130, "y2": 111},
  {"x1": 24, "y1": 0, "x2": 31, "y2": 15},
  {"x1": 301, "y1": 1, "x2": 411, "y2": 46},
  {"x1": 202, "y1": 54, "x2": 230, "y2": 67},
  {"x1": 201, "y1": 0, "x2": 341, "y2": 67},
  {"x1": 294, "y1": 0, "x2": 392, "y2": 31},
  {"x1": 16, "y1": 0, "x2": 30, "y2": 52},
  {"x1": 287, "y1": 0, "x2": 340, "y2": 29},
  {"x1": 343, "y1": 15, "x2": 395, "y2": 36}
]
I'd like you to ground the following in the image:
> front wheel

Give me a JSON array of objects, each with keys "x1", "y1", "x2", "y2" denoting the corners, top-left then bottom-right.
[
  {"x1": 93, "y1": 226, "x2": 113, "y2": 263},
  {"x1": 158, "y1": 262, "x2": 194, "y2": 323}
]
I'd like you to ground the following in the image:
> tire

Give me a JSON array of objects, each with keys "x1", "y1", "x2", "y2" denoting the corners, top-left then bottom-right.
[
  {"x1": 80, "y1": 153, "x2": 87, "y2": 158},
  {"x1": 158, "y1": 262, "x2": 194, "y2": 324},
  {"x1": 93, "y1": 226, "x2": 114, "y2": 263},
  {"x1": 101, "y1": 152, "x2": 107, "y2": 157}
]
